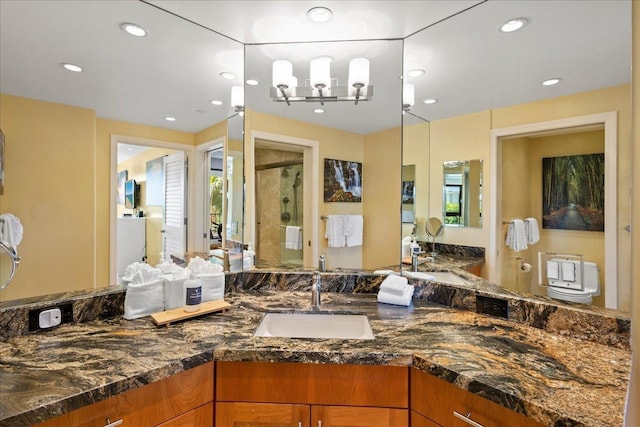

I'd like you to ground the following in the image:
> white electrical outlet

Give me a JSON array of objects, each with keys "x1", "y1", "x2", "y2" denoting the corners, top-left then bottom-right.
[{"x1": 38, "y1": 308, "x2": 62, "y2": 328}]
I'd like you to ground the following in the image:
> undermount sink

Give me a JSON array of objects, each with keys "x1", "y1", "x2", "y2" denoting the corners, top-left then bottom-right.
[
  {"x1": 403, "y1": 271, "x2": 471, "y2": 286},
  {"x1": 254, "y1": 313, "x2": 375, "y2": 340}
]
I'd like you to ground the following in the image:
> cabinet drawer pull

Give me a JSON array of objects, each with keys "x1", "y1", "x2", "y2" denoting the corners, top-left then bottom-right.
[
  {"x1": 298, "y1": 423, "x2": 302, "y2": 427},
  {"x1": 318, "y1": 421, "x2": 322, "y2": 427},
  {"x1": 453, "y1": 411, "x2": 484, "y2": 427},
  {"x1": 104, "y1": 418, "x2": 123, "y2": 427}
]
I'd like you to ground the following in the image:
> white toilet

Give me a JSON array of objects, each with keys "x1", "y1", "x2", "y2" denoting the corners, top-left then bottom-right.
[{"x1": 545, "y1": 259, "x2": 600, "y2": 304}]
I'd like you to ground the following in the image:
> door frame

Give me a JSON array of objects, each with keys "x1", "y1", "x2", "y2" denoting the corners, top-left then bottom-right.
[
  {"x1": 247, "y1": 131, "x2": 319, "y2": 267},
  {"x1": 488, "y1": 111, "x2": 618, "y2": 309},
  {"x1": 109, "y1": 134, "x2": 193, "y2": 285},
  {"x1": 193, "y1": 137, "x2": 225, "y2": 253}
]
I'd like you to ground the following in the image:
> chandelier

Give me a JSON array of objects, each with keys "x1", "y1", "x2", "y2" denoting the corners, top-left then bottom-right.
[{"x1": 270, "y1": 57, "x2": 372, "y2": 106}]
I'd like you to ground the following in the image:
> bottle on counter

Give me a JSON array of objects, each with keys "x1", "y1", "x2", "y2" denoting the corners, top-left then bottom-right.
[
  {"x1": 410, "y1": 238, "x2": 421, "y2": 255},
  {"x1": 244, "y1": 242, "x2": 255, "y2": 269},
  {"x1": 319, "y1": 255, "x2": 326, "y2": 272},
  {"x1": 183, "y1": 277, "x2": 202, "y2": 312}
]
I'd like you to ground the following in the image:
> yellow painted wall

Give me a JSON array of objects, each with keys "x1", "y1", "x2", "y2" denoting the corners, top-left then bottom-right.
[
  {"x1": 429, "y1": 111, "x2": 492, "y2": 257},
  {"x1": 0, "y1": 94, "x2": 96, "y2": 301},
  {"x1": 245, "y1": 109, "x2": 366, "y2": 269},
  {"x1": 195, "y1": 120, "x2": 227, "y2": 145},
  {"x1": 363, "y1": 126, "x2": 402, "y2": 269},
  {"x1": 500, "y1": 137, "x2": 531, "y2": 293},
  {"x1": 403, "y1": 121, "x2": 430, "y2": 240}
]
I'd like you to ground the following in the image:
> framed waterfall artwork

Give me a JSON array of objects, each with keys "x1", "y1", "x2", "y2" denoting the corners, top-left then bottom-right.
[
  {"x1": 324, "y1": 158, "x2": 362, "y2": 202},
  {"x1": 542, "y1": 153, "x2": 604, "y2": 231}
]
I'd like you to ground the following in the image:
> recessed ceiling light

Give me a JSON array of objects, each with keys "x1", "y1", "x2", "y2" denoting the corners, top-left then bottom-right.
[
  {"x1": 120, "y1": 23, "x2": 148, "y2": 37},
  {"x1": 61, "y1": 63, "x2": 82, "y2": 72},
  {"x1": 423, "y1": 98, "x2": 438, "y2": 104},
  {"x1": 307, "y1": 6, "x2": 333, "y2": 23},
  {"x1": 499, "y1": 18, "x2": 528, "y2": 33},
  {"x1": 542, "y1": 78, "x2": 561, "y2": 86},
  {"x1": 314, "y1": 108, "x2": 325, "y2": 114},
  {"x1": 219, "y1": 72, "x2": 237, "y2": 80},
  {"x1": 407, "y1": 69, "x2": 425, "y2": 78},
  {"x1": 165, "y1": 117, "x2": 176, "y2": 122},
  {"x1": 210, "y1": 100, "x2": 223, "y2": 106},
  {"x1": 246, "y1": 79, "x2": 260, "y2": 86}
]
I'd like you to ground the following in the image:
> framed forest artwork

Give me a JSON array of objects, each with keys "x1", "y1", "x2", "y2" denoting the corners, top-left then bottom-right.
[{"x1": 542, "y1": 153, "x2": 604, "y2": 231}]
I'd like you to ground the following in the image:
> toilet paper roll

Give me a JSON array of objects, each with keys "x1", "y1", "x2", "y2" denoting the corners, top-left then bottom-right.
[{"x1": 520, "y1": 262, "x2": 532, "y2": 273}]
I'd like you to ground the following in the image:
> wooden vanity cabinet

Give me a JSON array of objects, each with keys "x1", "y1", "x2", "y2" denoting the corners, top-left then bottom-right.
[
  {"x1": 35, "y1": 362, "x2": 214, "y2": 427},
  {"x1": 215, "y1": 361, "x2": 409, "y2": 427},
  {"x1": 411, "y1": 367, "x2": 544, "y2": 427}
]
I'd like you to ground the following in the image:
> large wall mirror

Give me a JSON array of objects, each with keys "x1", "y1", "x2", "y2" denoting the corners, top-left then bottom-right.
[
  {"x1": 0, "y1": 1, "x2": 244, "y2": 302},
  {"x1": 244, "y1": 39, "x2": 403, "y2": 271},
  {"x1": 403, "y1": 0, "x2": 631, "y2": 312}
]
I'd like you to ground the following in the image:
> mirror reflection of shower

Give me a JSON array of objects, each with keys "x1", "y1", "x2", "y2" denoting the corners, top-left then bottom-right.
[{"x1": 255, "y1": 145, "x2": 304, "y2": 267}]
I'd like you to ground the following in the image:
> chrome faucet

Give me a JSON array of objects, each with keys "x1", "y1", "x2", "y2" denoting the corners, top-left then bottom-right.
[
  {"x1": 311, "y1": 271, "x2": 322, "y2": 310},
  {"x1": 411, "y1": 251, "x2": 426, "y2": 272}
]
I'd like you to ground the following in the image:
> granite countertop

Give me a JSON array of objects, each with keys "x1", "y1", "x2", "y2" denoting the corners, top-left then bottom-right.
[{"x1": 0, "y1": 291, "x2": 630, "y2": 427}]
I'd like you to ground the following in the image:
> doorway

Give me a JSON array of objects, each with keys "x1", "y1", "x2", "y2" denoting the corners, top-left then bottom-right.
[
  {"x1": 255, "y1": 149, "x2": 304, "y2": 266},
  {"x1": 489, "y1": 112, "x2": 618, "y2": 309},
  {"x1": 109, "y1": 135, "x2": 191, "y2": 285},
  {"x1": 247, "y1": 132, "x2": 319, "y2": 268}
]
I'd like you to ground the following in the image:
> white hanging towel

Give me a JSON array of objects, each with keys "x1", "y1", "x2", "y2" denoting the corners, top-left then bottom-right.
[
  {"x1": 505, "y1": 219, "x2": 528, "y2": 252},
  {"x1": 0, "y1": 213, "x2": 23, "y2": 250},
  {"x1": 344, "y1": 215, "x2": 363, "y2": 247},
  {"x1": 324, "y1": 215, "x2": 346, "y2": 248},
  {"x1": 524, "y1": 217, "x2": 540, "y2": 245},
  {"x1": 285, "y1": 226, "x2": 303, "y2": 250}
]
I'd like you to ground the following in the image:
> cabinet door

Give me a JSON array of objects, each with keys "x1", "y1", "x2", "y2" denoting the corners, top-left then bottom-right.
[
  {"x1": 157, "y1": 402, "x2": 213, "y2": 427},
  {"x1": 411, "y1": 368, "x2": 544, "y2": 427},
  {"x1": 216, "y1": 402, "x2": 310, "y2": 427},
  {"x1": 410, "y1": 410, "x2": 442, "y2": 427},
  {"x1": 312, "y1": 406, "x2": 408, "y2": 427},
  {"x1": 35, "y1": 362, "x2": 214, "y2": 427}
]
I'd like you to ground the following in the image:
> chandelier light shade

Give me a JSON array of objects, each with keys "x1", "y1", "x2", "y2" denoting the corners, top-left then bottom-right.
[
  {"x1": 403, "y1": 83, "x2": 415, "y2": 111},
  {"x1": 231, "y1": 85, "x2": 244, "y2": 112},
  {"x1": 270, "y1": 56, "x2": 373, "y2": 106},
  {"x1": 348, "y1": 58, "x2": 370, "y2": 96},
  {"x1": 310, "y1": 56, "x2": 332, "y2": 94},
  {"x1": 272, "y1": 60, "x2": 293, "y2": 88}
]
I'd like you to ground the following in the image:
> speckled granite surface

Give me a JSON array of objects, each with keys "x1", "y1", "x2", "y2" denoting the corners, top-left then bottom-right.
[{"x1": 0, "y1": 291, "x2": 630, "y2": 427}]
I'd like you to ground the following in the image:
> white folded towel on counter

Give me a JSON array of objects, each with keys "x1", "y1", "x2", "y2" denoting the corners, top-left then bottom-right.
[
  {"x1": 379, "y1": 274, "x2": 409, "y2": 295},
  {"x1": 377, "y1": 285, "x2": 414, "y2": 306},
  {"x1": 124, "y1": 278, "x2": 164, "y2": 319},
  {"x1": 377, "y1": 275, "x2": 414, "y2": 306}
]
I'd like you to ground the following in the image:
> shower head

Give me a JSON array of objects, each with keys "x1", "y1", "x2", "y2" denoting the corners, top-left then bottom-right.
[
  {"x1": 281, "y1": 166, "x2": 290, "y2": 178},
  {"x1": 293, "y1": 171, "x2": 302, "y2": 188}
]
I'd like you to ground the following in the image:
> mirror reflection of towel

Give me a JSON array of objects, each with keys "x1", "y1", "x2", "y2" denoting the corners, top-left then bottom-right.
[
  {"x1": 285, "y1": 226, "x2": 302, "y2": 250},
  {"x1": 344, "y1": 215, "x2": 363, "y2": 247}
]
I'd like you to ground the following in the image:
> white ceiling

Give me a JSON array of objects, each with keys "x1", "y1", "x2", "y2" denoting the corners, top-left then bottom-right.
[{"x1": 0, "y1": 1, "x2": 631, "y2": 135}]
